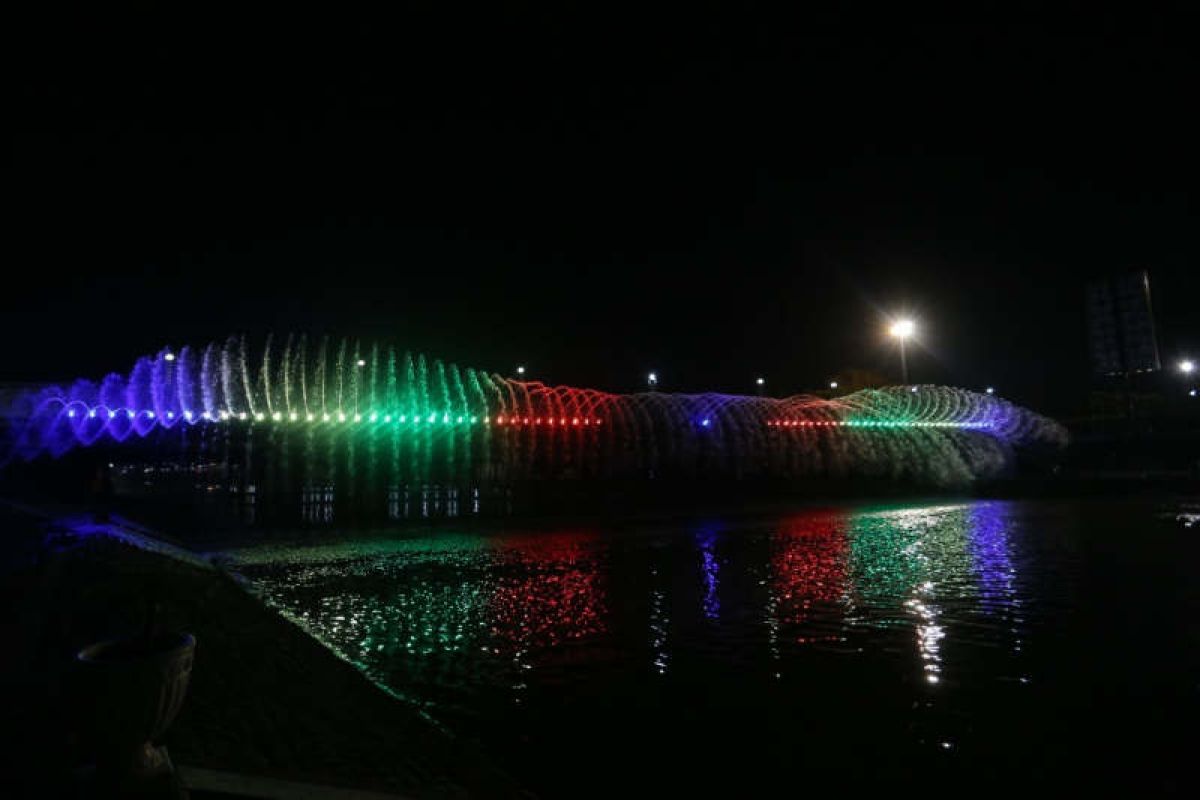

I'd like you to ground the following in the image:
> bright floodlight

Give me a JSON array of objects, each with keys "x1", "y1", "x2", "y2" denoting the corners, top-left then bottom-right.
[
  {"x1": 890, "y1": 319, "x2": 916, "y2": 339},
  {"x1": 1181, "y1": 359, "x2": 1196, "y2": 375},
  {"x1": 164, "y1": 352, "x2": 176, "y2": 362},
  {"x1": 356, "y1": 359, "x2": 366, "y2": 367},
  {"x1": 647, "y1": 372, "x2": 658, "y2": 387},
  {"x1": 829, "y1": 381, "x2": 838, "y2": 389},
  {"x1": 756, "y1": 377, "x2": 764, "y2": 386},
  {"x1": 986, "y1": 387, "x2": 995, "y2": 395},
  {"x1": 517, "y1": 365, "x2": 526, "y2": 375}
]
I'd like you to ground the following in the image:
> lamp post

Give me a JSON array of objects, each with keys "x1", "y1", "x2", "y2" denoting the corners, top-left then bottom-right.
[
  {"x1": 647, "y1": 371, "x2": 658, "y2": 390},
  {"x1": 755, "y1": 377, "x2": 765, "y2": 396},
  {"x1": 889, "y1": 319, "x2": 916, "y2": 384},
  {"x1": 516, "y1": 365, "x2": 526, "y2": 378},
  {"x1": 1180, "y1": 359, "x2": 1195, "y2": 376}
]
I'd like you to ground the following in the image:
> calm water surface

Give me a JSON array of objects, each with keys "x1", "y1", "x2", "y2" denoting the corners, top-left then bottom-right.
[{"x1": 229, "y1": 498, "x2": 1198, "y2": 797}]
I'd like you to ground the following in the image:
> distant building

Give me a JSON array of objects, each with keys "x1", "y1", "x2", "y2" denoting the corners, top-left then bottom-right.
[{"x1": 1085, "y1": 270, "x2": 1161, "y2": 377}]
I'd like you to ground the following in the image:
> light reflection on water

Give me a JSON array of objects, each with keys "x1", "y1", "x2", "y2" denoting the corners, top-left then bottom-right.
[{"x1": 231, "y1": 500, "x2": 1051, "y2": 777}]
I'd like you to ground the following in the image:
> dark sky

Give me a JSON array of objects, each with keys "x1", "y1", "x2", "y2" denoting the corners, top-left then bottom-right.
[{"x1": 7, "y1": 8, "x2": 1197, "y2": 413}]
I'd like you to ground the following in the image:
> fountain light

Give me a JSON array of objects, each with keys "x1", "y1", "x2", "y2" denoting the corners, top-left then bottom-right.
[
  {"x1": 164, "y1": 352, "x2": 176, "y2": 362},
  {"x1": 21, "y1": 335, "x2": 1063, "y2": 481}
]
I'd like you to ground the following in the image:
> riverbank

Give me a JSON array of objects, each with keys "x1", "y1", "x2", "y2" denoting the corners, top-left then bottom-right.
[{"x1": 0, "y1": 501, "x2": 527, "y2": 798}]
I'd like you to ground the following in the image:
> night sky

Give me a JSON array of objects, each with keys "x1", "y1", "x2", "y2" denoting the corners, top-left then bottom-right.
[{"x1": 8, "y1": 8, "x2": 1197, "y2": 413}]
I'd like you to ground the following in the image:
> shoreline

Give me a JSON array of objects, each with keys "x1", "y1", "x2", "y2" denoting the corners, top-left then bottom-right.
[{"x1": 0, "y1": 500, "x2": 528, "y2": 799}]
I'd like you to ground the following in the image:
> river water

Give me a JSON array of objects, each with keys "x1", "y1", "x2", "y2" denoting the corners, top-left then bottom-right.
[{"x1": 228, "y1": 497, "x2": 1198, "y2": 797}]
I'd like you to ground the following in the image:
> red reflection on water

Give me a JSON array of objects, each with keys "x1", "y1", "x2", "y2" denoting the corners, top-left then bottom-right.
[
  {"x1": 772, "y1": 511, "x2": 850, "y2": 644},
  {"x1": 488, "y1": 533, "x2": 608, "y2": 653}
]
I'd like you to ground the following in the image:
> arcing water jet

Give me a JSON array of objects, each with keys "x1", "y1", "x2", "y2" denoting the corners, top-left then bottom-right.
[{"x1": 5, "y1": 335, "x2": 1067, "y2": 487}]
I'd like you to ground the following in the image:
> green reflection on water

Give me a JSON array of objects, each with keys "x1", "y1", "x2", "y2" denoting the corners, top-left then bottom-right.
[{"x1": 846, "y1": 503, "x2": 977, "y2": 685}]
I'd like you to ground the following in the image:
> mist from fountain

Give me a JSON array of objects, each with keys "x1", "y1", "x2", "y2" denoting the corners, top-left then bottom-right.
[{"x1": 4, "y1": 335, "x2": 1067, "y2": 488}]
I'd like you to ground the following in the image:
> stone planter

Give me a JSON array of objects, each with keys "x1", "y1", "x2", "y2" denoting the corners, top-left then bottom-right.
[{"x1": 75, "y1": 632, "x2": 195, "y2": 787}]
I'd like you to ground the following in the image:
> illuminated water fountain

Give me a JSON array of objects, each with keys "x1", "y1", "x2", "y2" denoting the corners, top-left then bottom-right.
[{"x1": 5, "y1": 335, "x2": 1067, "y2": 497}]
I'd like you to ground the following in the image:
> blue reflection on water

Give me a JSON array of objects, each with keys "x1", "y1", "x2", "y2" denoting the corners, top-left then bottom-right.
[
  {"x1": 696, "y1": 527, "x2": 721, "y2": 621},
  {"x1": 969, "y1": 501, "x2": 1017, "y2": 612},
  {"x1": 968, "y1": 501, "x2": 1025, "y2": 662}
]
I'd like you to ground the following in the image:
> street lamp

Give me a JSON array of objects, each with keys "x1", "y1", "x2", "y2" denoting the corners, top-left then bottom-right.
[
  {"x1": 829, "y1": 381, "x2": 838, "y2": 390},
  {"x1": 647, "y1": 371, "x2": 658, "y2": 390},
  {"x1": 889, "y1": 318, "x2": 916, "y2": 383},
  {"x1": 986, "y1": 386, "x2": 995, "y2": 395},
  {"x1": 516, "y1": 365, "x2": 526, "y2": 377},
  {"x1": 1180, "y1": 359, "x2": 1195, "y2": 375}
]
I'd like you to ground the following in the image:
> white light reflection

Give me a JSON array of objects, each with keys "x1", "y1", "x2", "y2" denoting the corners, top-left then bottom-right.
[
  {"x1": 906, "y1": 589, "x2": 945, "y2": 684},
  {"x1": 649, "y1": 566, "x2": 670, "y2": 675}
]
